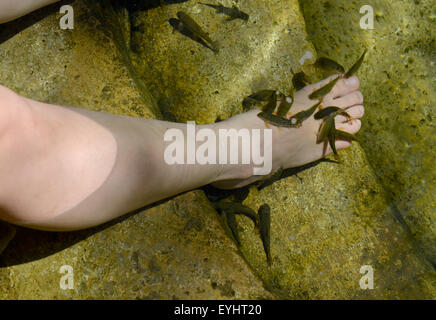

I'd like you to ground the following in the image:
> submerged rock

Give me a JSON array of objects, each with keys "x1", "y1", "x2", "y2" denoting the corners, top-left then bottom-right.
[
  {"x1": 0, "y1": 0, "x2": 270, "y2": 299},
  {"x1": 237, "y1": 145, "x2": 435, "y2": 299},
  {"x1": 299, "y1": 0, "x2": 436, "y2": 267},
  {"x1": 127, "y1": 0, "x2": 316, "y2": 123},
  {"x1": 0, "y1": 0, "x2": 434, "y2": 299}
]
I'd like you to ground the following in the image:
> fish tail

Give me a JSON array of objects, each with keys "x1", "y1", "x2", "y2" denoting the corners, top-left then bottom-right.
[{"x1": 211, "y1": 41, "x2": 220, "y2": 53}]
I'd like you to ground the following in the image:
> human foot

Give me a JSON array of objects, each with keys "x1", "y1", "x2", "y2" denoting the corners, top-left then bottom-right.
[{"x1": 212, "y1": 74, "x2": 364, "y2": 189}]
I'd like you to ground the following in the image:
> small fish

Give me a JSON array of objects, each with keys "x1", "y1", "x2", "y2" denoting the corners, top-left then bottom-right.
[
  {"x1": 233, "y1": 186, "x2": 250, "y2": 203},
  {"x1": 276, "y1": 93, "x2": 294, "y2": 117},
  {"x1": 176, "y1": 11, "x2": 219, "y2": 53},
  {"x1": 213, "y1": 201, "x2": 259, "y2": 228},
  {"x1": 242, "y1": 89, "x2": 276, "y2": 110},
  {"x1": 316, "y1": 114, "x2": 334, "y2": 144},
  {"x1": 201, "y1": 184, "x2": 235, "y2": 202},
  {"x1": 309, "y1": 75, "x2": 340, "y2": 100},
  {"x1": 314, "y1": 57, "x2": 345, "y2": 74},
  {"x1": 0, "y1": 222, "x2": 16, "y2": 256},
  {"x1": 258, "y1": 101, "x2": 320, "y2": 128},
  {"x1": 292, "y1": 71, "x2": 310, "y2": 91},
  {"x1": 327, "y1": 120, "x2": 338, "y2": 155},
  {"x1": 345, "y1": 49, "x2": 367, "y2": 78},
  {"x1": 200, "y1": 3, "x2": 249, "y2": 21},
  {"x1": 317, "y1": 113, "x2": 357, "y2": 156},
  {"x1": 289, "y1": 101, "x2": 321, "y2": 126},
  {"x1": 225, "y1": 211, "x2": 240, "y2": 246},
  {"x1": 258, "y1": 204, "x2": 272, "y2": 265},
  {"x1": 257, "y1": 111, "x2": 297, "y2": 128},
  {"x1": 262, "y1": 92, "x2": 279, "y2": 114},
  {"x1": 335, "y1": 129, "x2": 357, "y2": 141},
  {"x1": 314, "y1": 106, "x2": 351, "y2": 120}
]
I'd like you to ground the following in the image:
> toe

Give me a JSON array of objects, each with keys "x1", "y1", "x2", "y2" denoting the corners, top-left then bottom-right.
[
  {"x1": 303, "y1": 74, "x2": 340, "y2": 93},
  {"x1": 328, "y1": 90, "x2": 363, "y2": 109},
  {"x1": 335, "y1": 140, "x2": 352, "y2": 151},
  {"x1": 332, "y1": 119, "x2": 361, "y2": 152},
  {"x1": 335, "y1": 105, "x2": 365, "y2": 122},
  {"x1": 328, "y1": 76, "x2": 360, "y2": 98},
  {"x1": 336, "y1": 118, "x2": 361, "y2": 134}
]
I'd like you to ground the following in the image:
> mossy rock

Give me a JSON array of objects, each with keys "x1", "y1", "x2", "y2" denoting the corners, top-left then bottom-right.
[
  {"x1": 0, "y1": 0, "x2": 434, "y2": 299},
  {"x1": 299, "y1": 0, "x2": 436, "y2": 266}
]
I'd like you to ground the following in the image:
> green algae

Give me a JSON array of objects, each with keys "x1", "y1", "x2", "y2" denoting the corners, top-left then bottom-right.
[
  {"x1": 0, "y1": 0, "x2": 434, "y2": 300},
  {"x1": 299, "y1": 0, "x2": 436, "y2": 266}
]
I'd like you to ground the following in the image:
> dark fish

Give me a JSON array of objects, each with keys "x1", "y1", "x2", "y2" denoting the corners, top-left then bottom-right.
[
  {"x1": 276, "y1": 92, "x2": 294, "y2": 117},
  {"x1": 201, "y1": 184, "x2": 249, "y2": 205},
  {"x1": 292, "y1": 71, "x2": 310, "y2": 91},
  {"x1": 258, "y1": 101, "x2": 320, "y2": 128},
  {"x1": 314, "y1": 106, "x2": 351, "y2": 120},
  {"x1": 257, "y1": 111, "x2": 296, "y2": 127},
  {"x1": 315, "y1": 57, "x2": 345, "y2": 74},
  {"x1": 233, "y1": 186, "x2": 250, "y2": 203},
  {"x1": 256, "y1": 167, "x2": 284, "y2": 190},
  {"x1": 327, "y1": 120, "x2": 338, "y2": 155},
  {"x1": 345, "y1": 49, "x2": 367, "y2": 78},
  {"x1": 176, "y1": 11, "x2": 219, "y2": 53},
  {"x1": 309, "y1": 76, "x2": 340, "y2": 100},
  {"x1": 225, "y1": 211, "x2": 240, "y2": 246},
  {"x1": 201, "y1": 184, "x2": 235, "y2": 202},
  {"x1": 317, "y1": 113, "x2": 357, "y2": 156},
  {"x1": 289, "y1": 101, "x2": 321, "y2": 126},
  {"x1": 242, "y1": 89, "x2": 276, "y2": 110},
  {"x1": 258, "y1": 204, "x2": 272, "y2": 265},
  {"x1": 200, "y1": 3, "x2": 249, "y2": 21},
  {"x1": 262, "y1": 92, "x2": 279, "y2": 114},
  {"x1": 0, "y1": 222, "x2": 16, "y2": 255},
  {"x1": 314, "y1": 106, "x2": 341, "y2": 119},
  {"x1": 213, "y1": 201, "x2": 259, "y2": 228},
  {"x1": 316, "y1": 114, "x2": 334, "y2": 144},
  {"x1": 335, "y1": 129, "x2": 357, "y2": 141}
]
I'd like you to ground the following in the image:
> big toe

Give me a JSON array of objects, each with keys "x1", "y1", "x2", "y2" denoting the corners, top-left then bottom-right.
[{"x1": 328, "y1": 76, "x2": 360, "y2": 99}]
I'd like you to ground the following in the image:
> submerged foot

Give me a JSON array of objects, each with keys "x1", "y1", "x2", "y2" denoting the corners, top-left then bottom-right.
[{"x1": 213, "y1": 74, "x2": 364, "y2": 189}]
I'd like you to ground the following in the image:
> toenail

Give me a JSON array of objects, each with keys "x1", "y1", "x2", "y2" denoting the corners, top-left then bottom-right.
[
  {"x1": 345, "y1": 77, "x2": 357, "y2": 86},
  {"x1": 355, "y1": 91, "x2": 364, "y2": 103}
]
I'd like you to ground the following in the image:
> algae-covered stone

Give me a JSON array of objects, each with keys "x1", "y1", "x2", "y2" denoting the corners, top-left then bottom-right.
[
  {"x1": 127, "y1": 0, "x2": 316, "y2": 123},
  {"x1": 299, "y1": 0, "x2": 436, "y2": 265},
  {"x1": 0, "y1": 0, "x2": 155, "y2": 118},
  {"x1": 0, "y1": 0, "x2": 434, "y2": 300},
  {"x1": 0, "y1": 0, "x2": 271, "y2": 299},
  {"x1": 1, "y1": 191, "x2": 271, "y2": 299},
  {"x1": 120, "y1": 0, "x2": 434, "y2": 298},
  {"x1": 237, "y1": 145, "x2": 435, "y2": 299}
]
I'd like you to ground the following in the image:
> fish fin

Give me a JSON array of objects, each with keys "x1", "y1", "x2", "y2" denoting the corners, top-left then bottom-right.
[
  {"x1": 328, "y1": 130, "x2": 338, "y2": 155},
  {"x1": 211, "y1": 41, "x2": 220, "y2": 53},
  {"x1": 335, "y1": 129, "x2": 357, "y2": 142}
]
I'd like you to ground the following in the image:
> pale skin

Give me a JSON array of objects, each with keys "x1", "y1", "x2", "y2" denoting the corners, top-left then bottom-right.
[{"x1": 0, "y1": 1, "x2": 364, "y2": 231}]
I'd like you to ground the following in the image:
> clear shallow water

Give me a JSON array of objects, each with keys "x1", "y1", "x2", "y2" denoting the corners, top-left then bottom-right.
[{"x1": 0, "y1": 0, "x2": 434, "y2": 299}]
